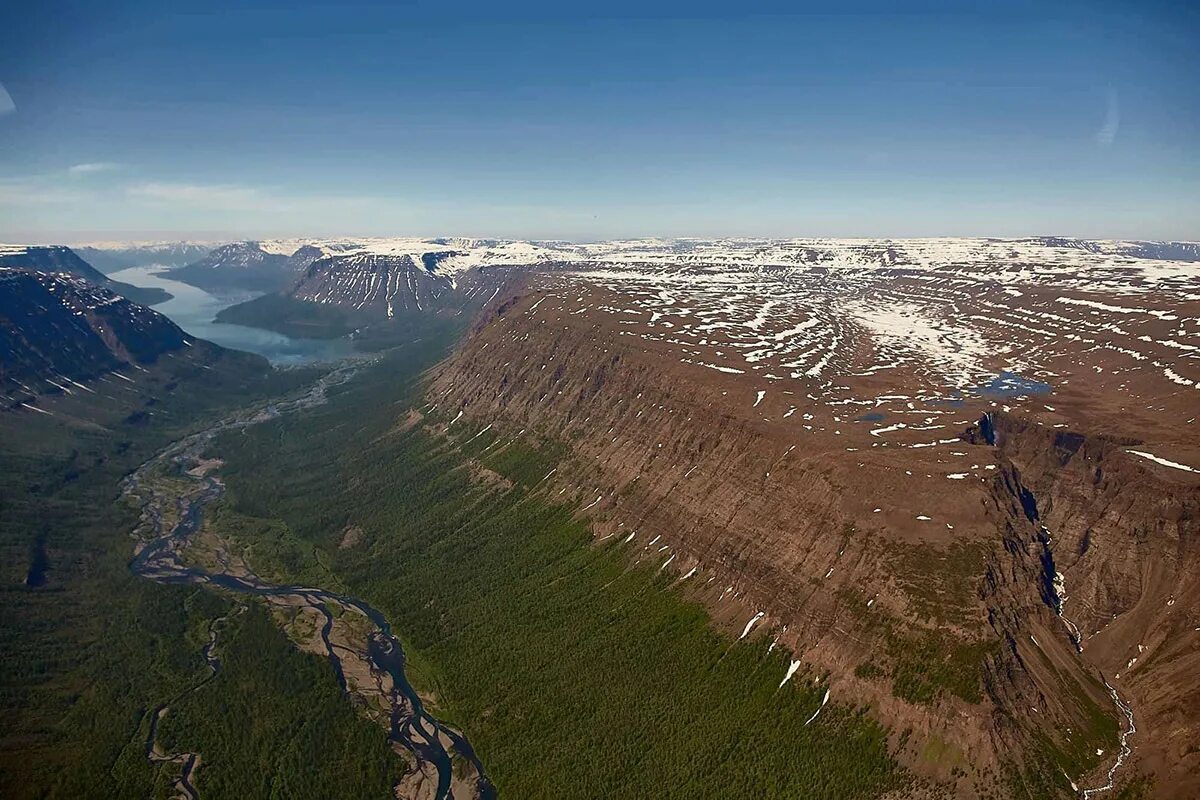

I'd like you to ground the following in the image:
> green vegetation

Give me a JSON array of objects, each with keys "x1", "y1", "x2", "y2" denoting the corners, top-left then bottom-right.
[
  {"x1": 1007, "y1": 740, "x2": 1147, "y2": 800},
  {"x1": 202, "y1": 504, "x2": 343, "y2": 590},
  {"x1": 1113, "y1": 776, "x2": 1153, "y2": 800},
  {"x1": 2, "y1": 303, "x2": 1138, "y2": 800},
  {"x1": 208, "y1": 340, "x2": 907, "y2": 799},
  {"x1": 919, "y1": 735, "x2": 962, "y2": 769},
  {"x1": 889, "y1": 632, "x2": 993, "y2": 706},
  {"x1": 157, "y1": 603, "x2": 402, "y2": 798},
  {"x1": 888, "y1": 539, "x2": 987, "y2": 628},
  {"x1": 215, "y1": 292, "x2": 368, "y2": 339},
  {"x1": 1003, "y1": 640, "x2": 1121, "y2": 799},
  {"x1": 1004, "y1": 731, "x2": 1085, "y2": 800},
  {"x1": 215, "y1": 292, "x2": 478, "y2": 359},
  {"x1": 0, "y1": 348, "x2": 402, "y2": 799},
  {"x1": 854, "y1": 661, "x2": 886, "y2": 680},
  {"x1": 110, "y1": 281, "x2": 173, "y2": 306},
  {"x1": 476, "y1": 434, "x2": 566, "y2": 488},
  {"x1": 837, "y1": 585, "x2": 994, "y2": 706}
]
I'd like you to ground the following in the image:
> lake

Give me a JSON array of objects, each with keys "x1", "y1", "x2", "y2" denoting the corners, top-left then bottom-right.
[{"x1": 110, "y1": 265, "x2": 356, "y2": 365}]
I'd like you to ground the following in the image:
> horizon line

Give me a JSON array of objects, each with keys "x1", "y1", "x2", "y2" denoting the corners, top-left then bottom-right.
[{"x1": 6, "y1": 232, "x2": 1199, "y2": 248}]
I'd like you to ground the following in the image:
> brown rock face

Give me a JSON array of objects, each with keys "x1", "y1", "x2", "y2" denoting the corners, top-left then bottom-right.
[
  {"x1": 425, "y1": 244, "x2": 1198, "y2": 797},
  {"x1": 978, "y1": 413, "x2": 1200, "y2": 797}
]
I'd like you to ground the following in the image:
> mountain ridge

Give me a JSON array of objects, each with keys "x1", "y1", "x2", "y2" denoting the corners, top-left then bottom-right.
[
  {"x1": 206, "y1": 235, "x2": 1200, "y2": 338},
  {"x1": 74, "y1": 241, "x2": 214, "y2": 272},
  {"x1": 0, "y1": 244, "x2": 171, "y2": 306},
  {"x1": 0, "y1": 267, "x2": 193, "y2": 407}
]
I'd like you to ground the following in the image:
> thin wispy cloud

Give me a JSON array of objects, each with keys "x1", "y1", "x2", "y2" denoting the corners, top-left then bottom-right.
[
  {"x1": 0, "y1": 178, "x2": 92, "y2": 205},
  {"x1": 68, "y1": 162, "x2": 121, "y2": 175},
  {"x1": 0, "y1": 82, "x2": 13, "y2": 115},
  {"x1": 1096, "y1": 88, "x2": 1119, "y2": 147},
  {"x1": 126, "y1": 182, "x2": 270, "y2": 210},
  {"x1": 124, "y1": 181, "x2": 396, "y2": 219}
]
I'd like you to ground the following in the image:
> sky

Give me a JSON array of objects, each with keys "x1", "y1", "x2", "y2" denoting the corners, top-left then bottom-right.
[{"x1": 0, "y1": 0, "x2": 1197, "y2": 243}]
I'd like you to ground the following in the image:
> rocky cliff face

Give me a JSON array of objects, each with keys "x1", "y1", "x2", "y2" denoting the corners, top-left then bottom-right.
[
  {"x1": 430, "y1": 284, "x2": 1006, "y2": 791},
  {"x1": 969, "y1": 413, "x2": 1200, "y2": 797},
  {"x1": 425, "y1": 245, "x2": 1199, "y2": 798},
  {"x1": 0, "y1": 268, "x2": 191, "y2": 404}
]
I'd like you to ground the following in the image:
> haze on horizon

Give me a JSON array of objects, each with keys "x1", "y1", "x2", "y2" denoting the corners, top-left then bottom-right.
[{"x1": 1, "y1": 0, "x2": 1198, "y2": 244}]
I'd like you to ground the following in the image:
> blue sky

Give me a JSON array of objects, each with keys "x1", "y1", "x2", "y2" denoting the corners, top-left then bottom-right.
[{"x1": 1, "y1": 0, "x2": 1197, "y2": 242}]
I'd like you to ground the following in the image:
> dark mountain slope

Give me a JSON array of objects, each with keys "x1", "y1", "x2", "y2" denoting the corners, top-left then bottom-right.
[
  {"x1": 213, "y1": 252, "x2": 512, "y2": 339},
  {"x1": 0, "y1": 245, "x2": 170, "y2": 305},
  {"x1": 169, "y1": 242, "x2": 293, "y2": 293},
  {"x1": 0, "y1": 268, "x2": 190, "y2": 404},
  {"x1": 288, "y1": 253, "x2": 454, "y2": 316}
]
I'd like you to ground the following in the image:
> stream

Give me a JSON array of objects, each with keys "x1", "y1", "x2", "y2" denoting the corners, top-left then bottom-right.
[
  {"x1": 979, "y1": 412, "x2": 1136, "y2": 799},
  {"x1": 122, "y1": 365, "x2": 494, "y2": 800}
]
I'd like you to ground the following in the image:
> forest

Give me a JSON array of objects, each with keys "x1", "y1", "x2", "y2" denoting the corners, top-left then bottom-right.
[
  {"x1": 205, "y1": 335, "x2": 910, "y2": 799},
  {"x1": 0, "y1": 350, "x2": 403, "y2": 799}
]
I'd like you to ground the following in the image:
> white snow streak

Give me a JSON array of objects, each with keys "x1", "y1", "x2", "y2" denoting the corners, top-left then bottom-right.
[
  {"x1": 804, "y1": 689, "x2": 831, "y2": 725},
  {"x1": 779, "y1": 659, "x2": 802, "y2": 688},
  {"x1": 1127, "y1": 450, "x2": 1199, "y2": 474},
  {"x1": 738, "y1": 611, "x2": 766, "y2": 640}
]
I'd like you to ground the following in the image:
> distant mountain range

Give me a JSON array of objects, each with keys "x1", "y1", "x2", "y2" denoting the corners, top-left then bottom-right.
[
  {"x1": 190, "y1": 234, "x2": 1200, "y2": 333},
  {"x1": 11, "y1": 236, "x2": 1198, "y2": 320},
  {"x1": 0, "y1": 245, "x2": 171, "y2": 306},
  {"x1": 74, "y1": 241, "x2": 214, "y2": 272},
  {"x1": 166, "y1": 238, "x2": 564, "y2": 296},
  {"x1": 167, "y1": 241, "x2": 323, "y2": 293}
]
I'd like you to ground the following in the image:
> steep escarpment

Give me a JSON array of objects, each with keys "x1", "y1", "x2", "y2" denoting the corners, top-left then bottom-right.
[
  {"x1": 967, "y1": 448, "x2": 1127, "y2": 797},
  {"x1": 429, "y1": 284, "x2": 1014, "y2": 794},
  {"x1": 429, "y1": 275, "x2": 1198, "y2": 798}
]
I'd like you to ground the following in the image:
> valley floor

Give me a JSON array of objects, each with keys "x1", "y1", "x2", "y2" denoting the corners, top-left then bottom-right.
[{"x1": 139, "y1": 331, "x2": 911, "y2": 798}]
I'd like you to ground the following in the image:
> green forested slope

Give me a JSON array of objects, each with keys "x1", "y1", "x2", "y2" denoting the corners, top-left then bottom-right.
[{"x1": 210, "y1": 341, "x2": 908, "y2": 799}]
